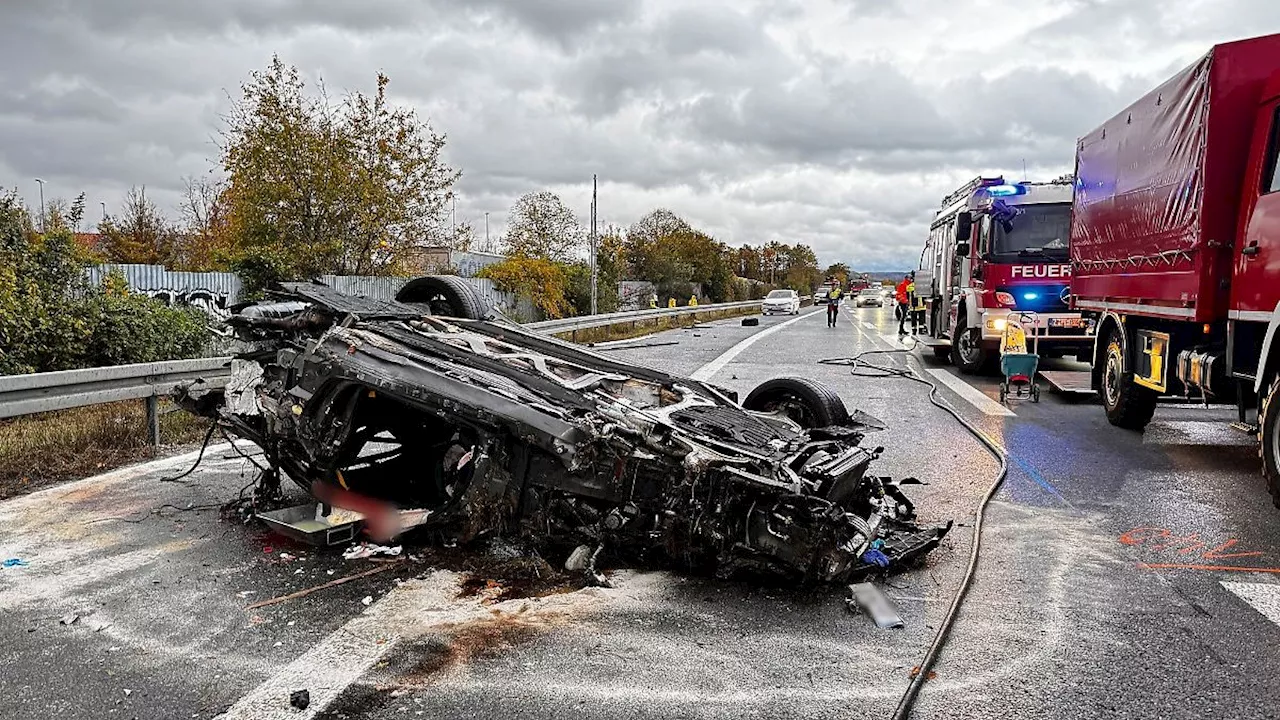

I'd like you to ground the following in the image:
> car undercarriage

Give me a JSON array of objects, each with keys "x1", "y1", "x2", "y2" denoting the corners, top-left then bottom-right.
[{"x1": 176, "y1": 278, "x2": 950, "y2": 584}]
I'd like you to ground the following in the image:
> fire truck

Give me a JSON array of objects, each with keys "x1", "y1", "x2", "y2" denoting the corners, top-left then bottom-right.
[{"x1": 914, "y1": 176, "x2": 1092, "y2": 374}]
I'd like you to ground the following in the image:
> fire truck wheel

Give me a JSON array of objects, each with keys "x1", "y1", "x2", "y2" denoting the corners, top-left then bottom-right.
[
  {"x1": 1258, "y1": 375, "x2": 1280, "y2": 508},
  {"x1": 952, "y1": 316, "x2": 988, "y2": 375},
  {"x1": 1100, "y1": 327, "x2": 1157, "y2": 430}
]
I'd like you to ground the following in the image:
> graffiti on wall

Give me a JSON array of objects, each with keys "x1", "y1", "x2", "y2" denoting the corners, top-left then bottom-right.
[{"x1": 142, "y1": 288, "x2": 234, "y2": 321}]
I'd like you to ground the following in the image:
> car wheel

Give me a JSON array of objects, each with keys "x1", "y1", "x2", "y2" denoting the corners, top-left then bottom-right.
[
  {"x1": 742, "y1": 377, "x2": 850, "y2": 428},
  {"x1": 395, "y1": 275, "x2": 490, "y2": 319},
  {"x1": 1101, "y1": 326, "x2": 1157, "y2": 430}
]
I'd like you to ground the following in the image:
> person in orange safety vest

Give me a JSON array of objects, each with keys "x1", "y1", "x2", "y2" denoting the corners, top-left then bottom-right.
[{"x1": 895, "y1": 273, "x2": 912, "y2": 336}]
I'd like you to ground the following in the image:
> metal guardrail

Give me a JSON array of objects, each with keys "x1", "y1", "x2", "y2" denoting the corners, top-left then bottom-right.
[
  {"x1": 0, "y1": 357, "x2": 232, "y2": 421},
  {"x1": 527, "y1": 300, "x2": 761, "y2": 334},
  {"x1": 0, "y1": 299, "x2": 768, "y2": 433}
]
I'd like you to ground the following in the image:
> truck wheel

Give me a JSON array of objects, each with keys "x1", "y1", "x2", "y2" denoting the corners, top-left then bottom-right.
[
  {"x1": 952, "y1": 316, "x2": 988, "y2": 375},
  {"x1": 1100, "y1": 327, "x2": 1157, "y2": 430},
  {"x1": 1258, "y1": 375, "x2": 1280, "y2": 508},
  {"x1": 743, "y1": 377, "x2": 850, "y2": 428}
]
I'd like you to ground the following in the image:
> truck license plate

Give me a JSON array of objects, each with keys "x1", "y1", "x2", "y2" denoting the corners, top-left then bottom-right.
[{"x1": 1049, "y1": 317, "x2": 1084, "y2": 328}]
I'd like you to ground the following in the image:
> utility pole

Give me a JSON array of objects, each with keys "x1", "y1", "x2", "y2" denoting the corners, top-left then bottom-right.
[
  {"x1": 484, "y1": 212, "x2": 490, "y2": 250},
  {"x1": 34, "y1": 178, "x2": 45, "y2": 232},
  {"x1": 451, "y1": 195, "x2": 457, "y2": 238},
  {"x1": 589, "y1": 174, "x2": 598, "y2": 315},
  {"x1": 100, "y1": 202, "x2": 107, "y2": 223}
]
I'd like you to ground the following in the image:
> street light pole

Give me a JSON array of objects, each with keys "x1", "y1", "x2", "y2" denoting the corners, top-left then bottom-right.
[
  {"x1": 34, "y1": 178, "x2": 45, "y2": 232},
  {"x1": 590, "y1": 174, "x2": 598, "y2": 315},
  {"x1": 484, "y1": 212, "x2": 490, "y2": 250}
]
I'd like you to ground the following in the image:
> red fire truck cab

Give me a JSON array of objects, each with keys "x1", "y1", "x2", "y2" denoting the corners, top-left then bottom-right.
[{"x1": 915, "y1": 176, "x2": 1092, "y2": 374}]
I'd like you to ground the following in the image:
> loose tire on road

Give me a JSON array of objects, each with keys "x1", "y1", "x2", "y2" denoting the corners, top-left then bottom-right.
[
  {"x1": 952, "y1": 315, "x2": 989, "y2": 375},
  {"x1": 1100, "y1": 326, "x2": 1157, "y2": 430},
  {"x1": 1258, "y1": 375, "x2": 1280, "y2": 508},
  {"x1": 743, "y1": 377, "x2": 850, "y2": 428},
  {"x1": 396, "y1": 275, "x2": 490, "y2": 319}
]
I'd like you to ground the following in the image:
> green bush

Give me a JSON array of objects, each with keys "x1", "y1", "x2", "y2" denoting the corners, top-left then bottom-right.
[{"x1": 0, "y1": 193, "x2": 209, "y2": 375}]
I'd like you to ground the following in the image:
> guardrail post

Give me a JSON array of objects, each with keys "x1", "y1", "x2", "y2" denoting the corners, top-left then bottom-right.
[{"x1": 145, "y1": 395, "x2": 161, "y2": 447}]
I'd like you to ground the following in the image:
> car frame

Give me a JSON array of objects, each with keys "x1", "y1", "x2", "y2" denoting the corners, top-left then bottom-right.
[{"x1": 176, "y1": 278, "x2": 948, "y2": 584}]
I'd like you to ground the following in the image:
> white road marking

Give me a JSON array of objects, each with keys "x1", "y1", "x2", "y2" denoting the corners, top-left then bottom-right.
[
  {"x1": 926, "y1": 369, "x2": 1016, "y2": 417},
  {"x1": 880, "y1": 333, "x2": 909, "y2": 347},
  {"x1": 862, "y1": 322, "x2": 877, "y2": 331},
  {"x1": 216, "y1": 572, "x2": 613, "y2": 719},
  {"x1": 1221, "y1": 581, "x2": 1280, "y2": 626},
  {"x1": 689, "y1": 310, "x2": 818, "y2": 381}
]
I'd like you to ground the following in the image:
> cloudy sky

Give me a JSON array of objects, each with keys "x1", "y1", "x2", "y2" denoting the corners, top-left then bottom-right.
[{"x1": 2, "y1": 0, "x2": 1277, "y2": 270}]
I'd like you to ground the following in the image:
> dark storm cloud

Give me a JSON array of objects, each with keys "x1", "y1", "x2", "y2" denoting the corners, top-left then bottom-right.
[{"x1": 2, "y1": 0, "x2": 1276, "y2": 272}]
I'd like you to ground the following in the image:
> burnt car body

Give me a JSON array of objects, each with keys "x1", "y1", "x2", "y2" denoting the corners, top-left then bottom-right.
[{"x1": 178, "y1": 278, "x2": 949, "y2": 583}]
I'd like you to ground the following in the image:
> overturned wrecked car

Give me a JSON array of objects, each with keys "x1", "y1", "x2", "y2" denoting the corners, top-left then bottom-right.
[{"x1": 177, "y1": 277, "x2": 949, "y2": 584}]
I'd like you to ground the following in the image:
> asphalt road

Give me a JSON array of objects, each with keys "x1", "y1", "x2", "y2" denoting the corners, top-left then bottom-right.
[{"x1": 3, "y1": 302, "x2": 1280, "y2": 719}]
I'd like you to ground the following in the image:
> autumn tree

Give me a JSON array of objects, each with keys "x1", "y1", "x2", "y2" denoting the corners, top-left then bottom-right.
[
  {"x1": 175, "y1": 175, "x2": 232, "y2": 271},
  {"x1": 219, "y1": 56, "x2": 460, "y2": 286},
  {"x1": 502, "y1": 191, "x2": 583, "y2": 262},
  {"x1": 98, "y1": 187, "x2": 178, "y2": 265},
  {"x1": 824, "y1": 262, "x2": 851, "y2": 287}
]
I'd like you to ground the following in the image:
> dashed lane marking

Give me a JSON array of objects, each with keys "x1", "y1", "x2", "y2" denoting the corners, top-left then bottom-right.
[
  {"x1": 689, "y1": 309, "x2": 820, "y2": 381},
  {"x1": 1221, "y1": 581, "x2": 1280, "y2": 625},
  {"x1": 926, "y1": 369, "x2": 1016, "y2": 417},
  {"x1": 862, "y1": 321, "x2": 877, "y2": 331}
]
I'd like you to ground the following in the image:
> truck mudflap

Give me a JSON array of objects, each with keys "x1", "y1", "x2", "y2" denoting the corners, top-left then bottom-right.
[{"x1": 978, "y1": 310, "x2": 1095, "y2": 342}]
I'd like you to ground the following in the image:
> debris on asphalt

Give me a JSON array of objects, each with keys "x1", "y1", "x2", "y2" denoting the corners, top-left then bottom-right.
[
  {"x1": 2, "y1": 558, "x2": 29, "y2": 568},
  {"x1": 741, "y1": 317, "x2": 760, "y2": 326},
  {"x1": 244, "y1": 565, "x2": 399, "y2": 610},
  {"x1": 289, "y1": 689, "x2": 310, "y2": 710},
  {"x1": 846, "y1": 583, "x2": 905, "y2": 629},
  {"x1": 122, "y1": 689, "x2": 132, "y2": 698},
  {"x1": 59, "y1": 613, "x2": 79, "y2": 626},
  {"x1": 176, "y1": 281, "x2": 951, "y2": 587},
  {"x1": 361, "y1": 595, "x2": 373, "y2": 606},
  {"x1": 342, "y1": 542, "x2": 402, "y2": 560}
]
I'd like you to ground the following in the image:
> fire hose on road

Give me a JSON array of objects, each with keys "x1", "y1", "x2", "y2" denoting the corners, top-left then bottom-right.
[{"x1": 819, "y1": 342, "x2": 1010, "y2": 720}]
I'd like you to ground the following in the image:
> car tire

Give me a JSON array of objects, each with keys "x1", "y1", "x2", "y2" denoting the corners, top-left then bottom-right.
[
  {"x1": 1259, "y1": 375, "x2": 1280, "y2": 508},
  {"x1": 1100, "y1": 326, "x2": 1157, "y2": 430},
  {"x1": 952, "y1": 315, "x2": 989, "y2": 375},
  {"x1": 742, "y1": 377, "x2": 850, "y2": 428},
  {"x1": 395, "y1": 275, "x2": 490, "y2": 319}
]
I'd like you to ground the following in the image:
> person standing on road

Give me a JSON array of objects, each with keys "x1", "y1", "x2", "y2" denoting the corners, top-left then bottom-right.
[
  {"x1": 895, "y1": 274, "x2": 912, "y2": 335},
  {"x1": 827, "y1": 286, "x2": 842, "y2": 327}
]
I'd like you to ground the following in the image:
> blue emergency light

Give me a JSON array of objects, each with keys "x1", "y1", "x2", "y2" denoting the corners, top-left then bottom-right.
[
  {"x1": 1022, "y1": 292, "x2": 1039, "y2": 300},
  {"x1": 986, "y1": 184, "x2": 1028, "y2": 197}
]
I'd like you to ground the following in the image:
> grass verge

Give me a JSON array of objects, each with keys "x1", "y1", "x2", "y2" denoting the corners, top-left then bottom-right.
[{"x1": 0, "y1": 399, "x2": 211, "y2": 500}]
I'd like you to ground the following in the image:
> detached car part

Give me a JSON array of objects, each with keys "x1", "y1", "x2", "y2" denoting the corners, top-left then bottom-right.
[{"x1": 177, "y1": 277, "x2": 950, "y2": 584}]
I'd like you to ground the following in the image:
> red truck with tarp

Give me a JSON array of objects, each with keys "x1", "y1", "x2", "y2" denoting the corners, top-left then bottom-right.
[{"x1": 1071, "y1": 33, "x2": 1280, "y2": 501}]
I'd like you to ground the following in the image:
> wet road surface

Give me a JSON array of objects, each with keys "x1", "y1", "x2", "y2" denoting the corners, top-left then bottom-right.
[{"x1": 2, "y1": 302, "x2": 1279, "y2": 719}]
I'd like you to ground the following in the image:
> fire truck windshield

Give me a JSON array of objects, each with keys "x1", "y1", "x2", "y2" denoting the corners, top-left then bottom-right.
[{"x1": 989, "y1": 203, "x2": 1070, "y2": 259}]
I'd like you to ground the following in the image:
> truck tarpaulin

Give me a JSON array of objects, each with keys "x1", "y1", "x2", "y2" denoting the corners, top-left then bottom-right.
[{"x1": 1071, "y1": 34, "x2": 1280, "y2": 322}]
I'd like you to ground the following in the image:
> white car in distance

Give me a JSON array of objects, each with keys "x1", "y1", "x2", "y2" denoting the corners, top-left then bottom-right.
[
  {"x1": 855, "y1": 288, "x2": 885, "y2": 307},
  {"x1": 761, "y1": 289, "x2": 801, "y2": 315}
]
